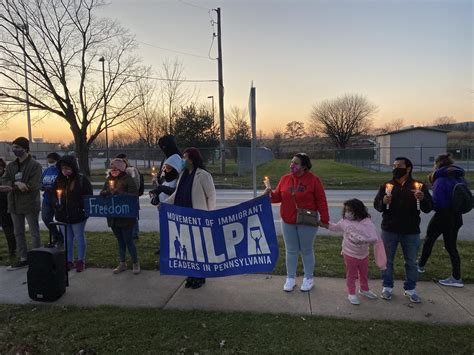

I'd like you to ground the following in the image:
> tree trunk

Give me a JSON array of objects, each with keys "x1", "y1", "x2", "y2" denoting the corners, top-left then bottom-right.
[{"x1": 73, "y1": 131, "x2": 91, "y2": 176}]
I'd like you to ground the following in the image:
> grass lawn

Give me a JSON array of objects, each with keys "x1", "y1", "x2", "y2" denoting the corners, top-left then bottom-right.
[
  {"x1": 88, "y1": 159, "x2": 474, "y2": 189},
  {"x1": 1, "y1": 304, "x2": 473, "y2": 354},
  {"x1": 1, "y1": 232, "x2": 473, "y2": 283}
]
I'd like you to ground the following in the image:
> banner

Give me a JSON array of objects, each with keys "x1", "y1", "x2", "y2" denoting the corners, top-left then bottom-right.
[
  {"x1": 84, "y1": 195, "x2": 139, "y2": 218},
  {"x1": 159, "y1": 195, "x2": 278, "y2": 278}
]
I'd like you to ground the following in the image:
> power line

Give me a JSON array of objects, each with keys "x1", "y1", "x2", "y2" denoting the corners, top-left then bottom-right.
[
  {"x1": 176, "y1": 0, "x2": 210, "y2": 11},
  {"x1": 136, "y1": 39, "x2": 211, "y2": 60},
  {"x1": 2, "y1": 48, "x2": 217, "y2": 83}
]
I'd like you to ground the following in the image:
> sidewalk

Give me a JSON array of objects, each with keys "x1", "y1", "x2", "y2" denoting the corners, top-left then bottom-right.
[{"x1": 1, "y1": 267, "x2": 473, "y2": 325}]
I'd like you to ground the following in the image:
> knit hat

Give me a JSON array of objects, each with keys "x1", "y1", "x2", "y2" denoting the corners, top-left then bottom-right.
[
  {"x1": 164, "y1": 154, "x2": 183, "y2": 174},
  {"x1": 110, "y1": 158, "x2": 127, "y2": 172},
  {"x1": 12, "y1": 137, "x2": 30, "y2": 151}
]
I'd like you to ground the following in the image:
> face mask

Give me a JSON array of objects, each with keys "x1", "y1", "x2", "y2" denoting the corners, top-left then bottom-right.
[
  {"x1": 181, "y1": 159, "x2": 188, "y2": 170},
  {"x1": 13, "y1": 148, "x2": 25, "y2": 157},
  {"x1": 344, "y1": 211, "x2": 354, "y2": 220},
  {"x1": 48, "y1": 163, "x2": 56, "y2": 167},
  {"x1": 111, "y1": 170, "x2": 120, "y2": 177},
  {"x1": 392, "y1": 167, "x2": 407, "y2": 179},
  {"x1": 164, "y1": 169, "x2": 178, "y2": 182},
  {"x1": 290, "y1": 164, "x2": 299, "y2": 174}
]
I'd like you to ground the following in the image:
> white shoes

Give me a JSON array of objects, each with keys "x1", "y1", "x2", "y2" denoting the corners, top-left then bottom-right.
[
  {"x1": 283, "y1": 277, "x2": 296, "y2": 292},
  {"x1": 300, "y1": 277, "x2": 314, "y2": 292},
  {"x1": 348, "y1": 294, "x2": 360, "y2": 305},
  {"x1": 358, "y1": 289, "x2": 378, "y2": 299}
]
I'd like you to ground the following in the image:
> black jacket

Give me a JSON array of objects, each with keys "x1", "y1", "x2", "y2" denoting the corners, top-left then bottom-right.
[
  {"x1": 102, "y1": 172, "x2": 138, "y2": 228},
  {"x1": 374, "y1": 177, "x2": 433, "y2": 234},
  {"x1": 53, "y1": 156, "x2": 93, "y2": 224}
]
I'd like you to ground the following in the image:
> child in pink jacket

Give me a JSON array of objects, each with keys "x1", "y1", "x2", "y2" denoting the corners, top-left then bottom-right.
[{"x1": 321, "y1": 198, "x2": 386, "y2": 305}]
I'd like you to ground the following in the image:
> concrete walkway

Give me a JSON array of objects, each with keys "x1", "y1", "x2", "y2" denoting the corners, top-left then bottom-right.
[{"x1": 1, "y1": 267, "x2": 473, "y2": 325}]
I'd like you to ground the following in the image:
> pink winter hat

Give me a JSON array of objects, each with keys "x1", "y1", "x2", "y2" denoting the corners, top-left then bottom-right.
[{"x1": 110, "y1": 158, "x2": 127, "y2": 172}]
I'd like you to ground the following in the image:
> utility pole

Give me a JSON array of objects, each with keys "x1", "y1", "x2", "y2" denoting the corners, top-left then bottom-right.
[
  {"x1": 19, "y1": 24, "x2": 32, "y2": 143},
  {"x1": 99, "y1": 57, "x2": 109, "y2": 167},
  {"x1": 214, "y1": 7, "x2": 225, "y2": 174}
]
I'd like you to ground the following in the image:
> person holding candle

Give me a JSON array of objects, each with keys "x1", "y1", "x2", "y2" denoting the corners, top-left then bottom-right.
[
  {"x1": 101, "y1": 158, "x2": 141, "y2": 275},
  {"x1": 3, "y1": 137, "x2": 43, "y2": 271},
  {"x1": 41, "y1": 152, "x2": 62, "y2": 245},
  {"x1": 53, "y1": 155, "x2": 93, "y2": 272},
  {"x1": 264, "y1": 153, "x2": 329, "y2": 292},
  {"x1": 374, "y1": 157, "x2": 432, "y2": 303},
  {"x1": 164, "y1": 148, "x2": 216, "y2": 289},
  {"x1": 418, "y1": 153, "x2": 466, "y2": 288}
]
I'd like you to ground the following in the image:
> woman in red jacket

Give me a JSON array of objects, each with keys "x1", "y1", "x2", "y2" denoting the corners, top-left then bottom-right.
[{"x1": 268, "y1": 153, "x2": 329, "y2": 292}]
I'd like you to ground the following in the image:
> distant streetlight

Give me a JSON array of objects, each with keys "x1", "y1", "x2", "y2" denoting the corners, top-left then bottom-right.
[
  {"x1": 207, "y1": 95, "x2": 215, "y2": 126},
  {"x1": 98, "y1": 56, "x2": 109, "y2": 167}
]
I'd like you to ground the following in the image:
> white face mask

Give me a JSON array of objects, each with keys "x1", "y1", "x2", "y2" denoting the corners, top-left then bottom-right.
[{"x1": 344, "y1": 211, "x2": 354, "y2": 220}]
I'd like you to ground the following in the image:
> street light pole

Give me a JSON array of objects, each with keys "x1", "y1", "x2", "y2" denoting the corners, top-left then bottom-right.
[
  {"x1": 98, "y1": 56, "x2": 109, "y2": 167},
  {"x1": 207, "y1": 95, "x2": 215, "y2": 126},
  {"x1": 18, "y1": 23, "x2": 32, "y2": 143}
]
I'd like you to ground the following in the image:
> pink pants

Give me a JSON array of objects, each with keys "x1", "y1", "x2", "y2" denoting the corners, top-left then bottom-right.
[{"x1": 343, "y1": 254, "x2": 369, "y2": 295}]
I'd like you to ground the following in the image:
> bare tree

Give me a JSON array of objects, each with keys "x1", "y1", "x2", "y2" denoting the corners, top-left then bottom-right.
[
  {"x1": 0, "y1": 0, "x2": 149, "y2": 174},
  {"x1": 379, "y1": 118, "x2": 405, "y2": 134},
  {"x1": 158, "y1": 58, "x2": 196, "y2": 134},
  {"x1": 126, "y1": 80, "x2": 167, "y2": 148},
  {"x1": 285, "y1": 121, "x2": 305, "y2": 139},
  {"x1": 270, "y1": 128, "x2": 284, "y2": 159},
  {"x1": 309, "y1": 94, "x2": 377, "y2": 148},
  {"x1": 433, "y1": 116, "x2": 456, "y2": 130},
  {"x1": 226, "y1": 106, "x2": 251, "y2": 147}
]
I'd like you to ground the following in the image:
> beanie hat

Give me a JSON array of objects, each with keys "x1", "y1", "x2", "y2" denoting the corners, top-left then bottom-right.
[
  {"x1": 164, "y1": 154, "x2": 183, "y2": 174},
  {"x1": 12, "y1": 137, "x2": 30, "y2": 151},
  {"x1": 110, "y1": 158, "x2": 127, "y2": 172}
]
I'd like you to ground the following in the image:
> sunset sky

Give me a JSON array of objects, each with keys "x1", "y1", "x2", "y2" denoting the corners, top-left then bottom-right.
[{"x1": 0, "y1": 0, "x2": 472, "y2": 144}]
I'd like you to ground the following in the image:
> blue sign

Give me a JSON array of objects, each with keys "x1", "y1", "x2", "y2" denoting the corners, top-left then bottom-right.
[
  {"x1": 84, "y1": 195, "x2": 139, "y2": 218},
  {"x1": 159, "y1": 195, "x2": 279, "y2": 278}
]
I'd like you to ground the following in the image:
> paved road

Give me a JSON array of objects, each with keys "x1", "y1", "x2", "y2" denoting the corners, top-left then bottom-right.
[{"x1": 38, "y1": 189, "x2": 474, "y2": 240}]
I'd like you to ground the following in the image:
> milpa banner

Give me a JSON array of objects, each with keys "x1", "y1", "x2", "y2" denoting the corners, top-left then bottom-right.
[
  {"x1": 84, "y1": 195, "x2": 139, "y2": 218},
  {"x1": 159, "y1": 195, "x2": 279, "y2": 278}
]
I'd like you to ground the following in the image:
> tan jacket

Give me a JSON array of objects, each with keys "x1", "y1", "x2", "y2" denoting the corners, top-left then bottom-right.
[{"x1": 165, "y1": 168, "x2": 216, "y2": 211}]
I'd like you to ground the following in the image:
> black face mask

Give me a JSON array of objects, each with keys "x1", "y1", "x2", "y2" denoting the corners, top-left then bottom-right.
[
  {"x1": 392, "y1": 167, "x2": 408, "y2": 179},
  {"x1": 164, "y1": 169, "x2": 178, "y2": 182}
]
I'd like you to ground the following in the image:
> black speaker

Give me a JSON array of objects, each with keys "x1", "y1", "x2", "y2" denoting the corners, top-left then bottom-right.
[{"x1": 27, "y1": 247, "x2": 67, "y2": 302}]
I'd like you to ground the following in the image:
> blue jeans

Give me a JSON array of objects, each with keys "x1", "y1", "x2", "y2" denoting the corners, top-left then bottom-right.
[
  {"x1": 381, "y1": 230, "x2": 420, "y2": 291},
  {"x1": 41, "y1": 200, "x2": 62, "y2": 243},
  {"x1": 132, "y1": 219, "x2": 139, "y2": 239},
  {"x1": 112, "y1": 226, "x2": 138, "y2": 263},
  {"x1": 59, "y1": 221, "x2": 87, "y2": 263},
  {"x1": 281, "y1": 221, "x2": 318, "y2": 278}
]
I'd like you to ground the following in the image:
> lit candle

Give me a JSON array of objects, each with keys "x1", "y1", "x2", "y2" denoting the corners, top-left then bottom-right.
[
  {"x1": 151, "y1": 166, "x2": 156, "y2": 177},
  {"x1": 385, "y1": 183, "x2": 394, "y2": 210},
  {"x1": 109, "y1": 180, "x2": 115, "y2": 190},
  {"x1": 56, "y1": 189, "x2": 63, "y2": 205},
  {"x1": 263, "y1": 176, "x2": 271, "y2": 189},
  {"x1": 414, "y1": 182, "x2": 423, "y2": 211}
]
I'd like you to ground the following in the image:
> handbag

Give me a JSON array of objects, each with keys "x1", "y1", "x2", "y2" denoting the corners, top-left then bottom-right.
[{"x1": 292, "y1": 179, "x2": 320, "y2": 227}]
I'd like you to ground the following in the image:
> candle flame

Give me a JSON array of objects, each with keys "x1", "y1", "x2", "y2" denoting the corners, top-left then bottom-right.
[
  {"x1": 414, "y1": 182, "x2": 423, "y2": 190},
  {"x1": 385, "y1": 183, "x2": 394, "y2": 191}
]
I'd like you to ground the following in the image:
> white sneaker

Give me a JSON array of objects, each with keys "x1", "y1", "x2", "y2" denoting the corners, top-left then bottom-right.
[
  {"x1": 359, "y1": 289, "x2": 378, "y2": 299},
  {"x1": 348, "y1": 294, "x2": 360, "y2": 305},
  {"x1": 300, "y1": 277, "x2": 314, "y2": 292},
  {"x1": 283, "y1": 277, "x2": 296, "y2": 292}
]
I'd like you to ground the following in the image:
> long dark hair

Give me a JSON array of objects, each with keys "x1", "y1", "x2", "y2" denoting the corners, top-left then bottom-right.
[
  {"x1": 343, "y1": 198, "x2": 370, "y2": 221},
  {"x1": 183, "y1": 147, "x2": 205, "y2": 170}
]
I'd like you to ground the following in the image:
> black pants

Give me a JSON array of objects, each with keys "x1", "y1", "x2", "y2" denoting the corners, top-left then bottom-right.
[
  {"x1": 419, "y1": 209, "x2": 462, "y2": 280},
  {"x1": 0, "y1": 210, "x2": 16, "y2": 256}
]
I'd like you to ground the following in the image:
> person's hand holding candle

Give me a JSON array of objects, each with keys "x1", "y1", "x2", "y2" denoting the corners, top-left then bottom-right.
[
  {"x1": 384, "y1": 183, "x2": 394, "y2": 209},
  {"x1": 56, "y1": 189, "x2": 63, "y2": 205},
  {"x1": 413, "y1": 182, "x2": 424, "y2": 210},
  {"x1": 263, "y1": 176, "x2": 272, "y2": 195}
]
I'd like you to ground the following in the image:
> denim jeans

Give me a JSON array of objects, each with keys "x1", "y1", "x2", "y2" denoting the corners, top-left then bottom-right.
[
  {"x1": 41, "y1": 200, "x2": 62, "y2": 244},
  {"x1": 381, "y1": 230, "x2": 420, "y2": 291},
  {"x1": 281, "y1": 221, "x2": 318, "y2": 278},
  {"x1": 11, "y1": 212, "x2": 41, "y2": 260},
  {"x1": 60, "y1": 221, "x2": 87, "y2": 263},
  {"x1": 112, "y1": 226, "x2": 138, "y2": 263},
  {"x1": 132, "y1": 219, "x2": 139, "y2": 239}
]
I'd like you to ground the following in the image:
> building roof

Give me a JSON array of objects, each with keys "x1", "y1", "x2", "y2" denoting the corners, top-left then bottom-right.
[{"x1": 376, "y1": 126, "x2": 449, "y2": 137}]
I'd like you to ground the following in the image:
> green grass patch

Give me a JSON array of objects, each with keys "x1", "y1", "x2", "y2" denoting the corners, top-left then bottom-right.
[
  {"x1": 1, "y1": 304, "x2": 473, "y2": 354},
  {"x1": 1, "y1": 232, "x2": 473, "y2": 283}
]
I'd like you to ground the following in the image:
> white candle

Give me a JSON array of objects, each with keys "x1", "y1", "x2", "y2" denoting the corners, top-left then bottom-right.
[
  {"x1": 414, "y1": 182, "x2": 423, "y2": 211},
  {"x1": 263, "y1": 176, "x2": 271, "y2": 189},
  {"x1": 385, "y1": 183, "x2": 393, "y2": 210},
  {"x1": 56, "y1": 189, "x2": 63, "y2": 205},
  {"x1": 109, "y1": 180, "x2": 115, "y2": 190}
]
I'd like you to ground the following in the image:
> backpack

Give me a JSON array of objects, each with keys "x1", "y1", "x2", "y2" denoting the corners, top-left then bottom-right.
[
  {"x1": 452, "y1": 182, "x2": 473, "y2": 214},
  {"x1": 138, "y1": 170, "x2": 145, "y2": 196}
]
